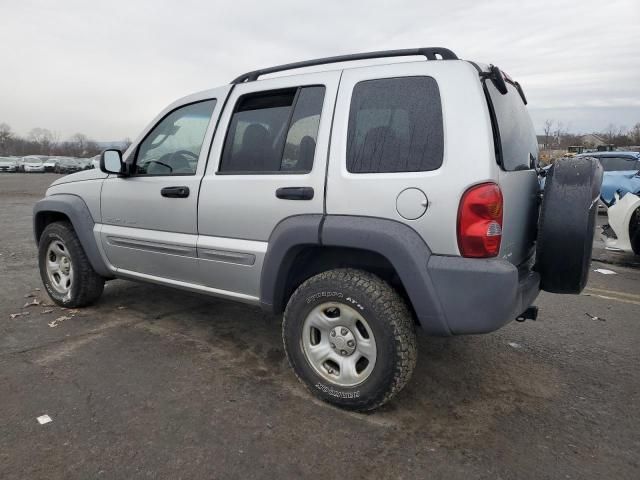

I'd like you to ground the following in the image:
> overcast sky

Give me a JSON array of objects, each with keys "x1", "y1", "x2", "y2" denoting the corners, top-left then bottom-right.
[{"x1": 1, "y1": 0, "x2": 639, "y2": 141}]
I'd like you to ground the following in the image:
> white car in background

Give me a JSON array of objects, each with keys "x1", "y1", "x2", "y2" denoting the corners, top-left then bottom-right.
[
  {"x1": 603, "y1": 192, "x2": 640, "y2": 256},
  {"x1": 43, "y1": 158, "x2": 58, "y2": 172},
  {"x1": 0, "y1": 157, "x2": 19, "y2": 172},
  {"x1": 23, "y1": 156, "x2": 45, "y2": 173}
]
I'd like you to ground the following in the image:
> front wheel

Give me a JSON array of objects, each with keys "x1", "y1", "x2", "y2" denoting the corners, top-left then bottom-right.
[
  {"x1": 38, "y1": 221, "x2": 105, "y2": 307},
  {"x1": 282, "y1": 269, "x2": 417, "y2": 411}
]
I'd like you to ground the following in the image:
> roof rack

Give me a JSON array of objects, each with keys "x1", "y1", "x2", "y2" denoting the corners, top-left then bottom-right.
[{"x1": 231, "y1": 47, "x2": 458, "y2": 84}]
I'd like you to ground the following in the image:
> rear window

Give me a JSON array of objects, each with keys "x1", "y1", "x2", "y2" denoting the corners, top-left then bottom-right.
[
  {"x1": 346, "y1": 76, "x2": 444, "y2": 173},
  {"x1": 597, "y1": 156, "x2": 640, "y2": 172},
  {"x1": 486, "y1": 82, "x2": 538, "y2": 171}
]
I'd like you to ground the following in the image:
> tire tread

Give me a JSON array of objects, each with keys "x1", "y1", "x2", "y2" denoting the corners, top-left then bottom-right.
[{"x1": 283, "y1": 268, "x2": 417, "y2": 411}]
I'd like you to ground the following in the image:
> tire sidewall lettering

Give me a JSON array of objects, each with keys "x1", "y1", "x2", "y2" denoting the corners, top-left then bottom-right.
[{"x1": 305, "y1": 291, "x2": 366, "y2": 312}]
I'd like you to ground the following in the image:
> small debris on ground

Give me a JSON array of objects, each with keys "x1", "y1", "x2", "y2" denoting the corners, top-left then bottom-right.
[
  {"x1": 9, "y1": 312, "x2": 30, "y2": 319},
  {"x1": 117, "y1": 306, "x2": 126, "y2": 310},
  {"x1": 41, "y1": 309, "x2": 54, "y2": 314},
  {"x1": 24, "y1": 293, "x2": 35, "y2": 298},
  {"x1": 36, "y1": 415, "x2": 52, "y2": 425},
  {"x1": 508, "y1": 342, "x2": 522, "y2": 349},
  {"x1": 585, "y1": 312, "x2": 606, "y2": 322},
  {"x1": 23, "y1": 298, "x2": 41, "y2": 308},
  {"x1": 48, "y1": 315, "x2": 72, "y2": 328},
  {"x1": 594, "y1": 268, "x2": 616, "y2": 275}
]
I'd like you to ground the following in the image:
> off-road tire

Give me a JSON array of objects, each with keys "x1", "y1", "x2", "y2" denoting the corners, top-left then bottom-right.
[
  {"x1": 282, "y1": 268, "x2": 417, "y2": 411},
  {"x1": 537, "y1": 157, "x2": 603, "y2": 293},
  {"x1": 38, "y1": 221, "x2": 104, "y2": 307}
]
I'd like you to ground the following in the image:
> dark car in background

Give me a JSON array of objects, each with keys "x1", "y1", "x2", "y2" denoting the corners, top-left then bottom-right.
[{"x1": 54, "y1": 157, "x2": 83, "y2": 174}]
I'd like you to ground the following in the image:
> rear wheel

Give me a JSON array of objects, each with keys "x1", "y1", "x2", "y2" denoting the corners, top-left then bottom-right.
[
  {"x1": 283, "y1": 269, "x2": 417, "y2": 411},
  {"x1": 39, "y1": 221, "x2": 104, "y2": 307}
]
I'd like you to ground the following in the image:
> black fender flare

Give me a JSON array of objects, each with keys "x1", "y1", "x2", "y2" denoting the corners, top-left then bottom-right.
[
  {"x1": 260, "y1": 214, "x2": 323, "y2": 314},
  {"x1": 260, "y1": 215, "x2": 451, "y2": 336},
  {"x1": 33, "y1": 194, "x2": 113, "y2": 278}
]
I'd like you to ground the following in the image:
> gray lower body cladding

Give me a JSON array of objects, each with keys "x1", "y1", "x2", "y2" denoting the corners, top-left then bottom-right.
[
  {"x1": 427, "y1": 255, "x2": 540, "y2": 335},
  {"x1": 261, "y1": 215, "x2": 539, "y2": 336}
]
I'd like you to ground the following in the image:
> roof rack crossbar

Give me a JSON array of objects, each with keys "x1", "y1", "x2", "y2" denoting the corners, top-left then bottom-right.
[{"x1": 231, "y1": 47, "x2": 458, "y2": 84}]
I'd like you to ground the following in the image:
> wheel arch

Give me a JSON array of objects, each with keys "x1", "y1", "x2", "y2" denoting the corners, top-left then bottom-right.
[
  {"x1": 260, "y1": 215, "x2": 451, "y2": 335},
  {"x1": 33, "y1": 194, "x2": 113, "y2": 278}
]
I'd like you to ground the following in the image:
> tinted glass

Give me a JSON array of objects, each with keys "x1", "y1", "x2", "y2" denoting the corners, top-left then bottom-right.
[
  {"x1": 487, "y1": 82, "x2": 538, "y2": 171},
  {"x1": 136, "y1": 100, "x2": 216, "y2": 175},
  {"x1": 220, "y1": 87, "x2": 325, "y2": 173},
  {"x1": 346, "y1": 77, "x2": 443, "y2": 173},
  {"x1": 282, "y1": 87, "x2": 325, "y2": 172},
  {"x1": 598, "y1": 157, "x2": 640, "y2": 172}
]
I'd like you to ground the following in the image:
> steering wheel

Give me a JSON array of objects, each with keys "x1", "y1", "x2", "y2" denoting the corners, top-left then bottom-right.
[
  {"x1": 146, "y1": 160, "x2": 173, "y2": 173},
  {"x1": 170, "y1": 150, "x2": 199, "y2": 162}
]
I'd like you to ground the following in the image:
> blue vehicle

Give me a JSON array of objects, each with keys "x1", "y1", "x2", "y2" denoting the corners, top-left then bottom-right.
[{"x1": 575, "y1": 152, "x2": 640, "y2": 205}]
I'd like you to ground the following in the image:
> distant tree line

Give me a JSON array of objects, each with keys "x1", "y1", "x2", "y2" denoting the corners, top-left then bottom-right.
[
  {"x1": 0, "y1": 122, "x2": 131, "y2": 157},
  {"x1": 541, "y1": 120, "x2": 640, "y2": 149}
]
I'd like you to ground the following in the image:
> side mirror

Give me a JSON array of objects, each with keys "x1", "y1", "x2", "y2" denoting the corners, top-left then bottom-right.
[{"x1": 100, "y1": 149, "x2": 125, "y2": 175}]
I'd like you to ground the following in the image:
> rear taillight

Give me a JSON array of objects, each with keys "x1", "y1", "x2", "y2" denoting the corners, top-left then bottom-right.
[{"x1": 457, "y1": 183, "x2": 503, "y2": 258}]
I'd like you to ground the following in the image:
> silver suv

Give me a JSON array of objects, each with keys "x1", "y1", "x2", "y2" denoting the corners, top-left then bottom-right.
[{"x1": 34, "y1": 48, "x2": 602, "y2": 410}]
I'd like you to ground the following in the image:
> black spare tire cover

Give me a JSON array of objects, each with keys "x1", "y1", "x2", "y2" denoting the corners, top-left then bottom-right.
[{"x1": 536, "y1": 157, "x2": 603, "y2": 294}]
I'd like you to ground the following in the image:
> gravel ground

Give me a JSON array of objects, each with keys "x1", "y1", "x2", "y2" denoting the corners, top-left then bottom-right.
[{"x1": 1, "y1": 173, "x2": 639, "y2": 479}]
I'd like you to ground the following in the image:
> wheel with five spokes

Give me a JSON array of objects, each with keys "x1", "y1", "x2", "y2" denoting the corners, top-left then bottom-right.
[{"x1": 283, "y1": 269, "x2": 417, "y2": 411}]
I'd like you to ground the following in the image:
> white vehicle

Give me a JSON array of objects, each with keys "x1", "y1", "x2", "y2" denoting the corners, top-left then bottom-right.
[
  {"x1": 43, "y1": 158, "x2": 58, "y2": 172},
  {"x1": 603, "y1": 192, "x2": 640, "y2": 255},
  {"x1": 0, "y1": 157, "x2": 18, "y2": 172},
  {"x1": 23, "y1": 156, "x2": 45, "y2": 173}
]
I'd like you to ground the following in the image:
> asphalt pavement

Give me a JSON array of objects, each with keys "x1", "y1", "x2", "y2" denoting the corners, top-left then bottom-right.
[{"x1": 1, "y1": 174, "x2": 639, "y2": 479}]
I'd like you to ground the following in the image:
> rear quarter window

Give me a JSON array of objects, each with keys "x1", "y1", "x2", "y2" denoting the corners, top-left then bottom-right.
[
  {"x1": 597, "y1": 156, "x2": 640, "y2": 172},
  {"x1": 346, "y1": 76, "x2": 444, "y2": 173},
  {"x1": 486, "y1": 82, "x2": 538, "y2": 171}
]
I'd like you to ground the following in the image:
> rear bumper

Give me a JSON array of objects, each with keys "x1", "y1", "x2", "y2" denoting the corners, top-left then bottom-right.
[{"x1": 426, "y1": 255, "x2": 540, "y2": 335}]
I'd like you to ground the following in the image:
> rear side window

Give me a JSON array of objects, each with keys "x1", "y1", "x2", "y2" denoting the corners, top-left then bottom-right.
[
  {"x1": 346, "y1": 76, "x2": 443, "y2": 173},
  {"x1": 597, "y1": 156, "x2": 640, "y2": 172},
  {"x1": 486, "y1": 82, "x2": 538, "y2": 171},
  {"x1": 220, "y1": 86, "x2": 325, "y2": 173}
]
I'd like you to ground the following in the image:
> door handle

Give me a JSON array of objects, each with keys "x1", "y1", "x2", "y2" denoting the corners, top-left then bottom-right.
[
  {"x1": 161, "y1": 186, "x2": 190, "y2": 198},
  {"x1": 275, "y1": 187, "x2": 314, "y2": 200}
]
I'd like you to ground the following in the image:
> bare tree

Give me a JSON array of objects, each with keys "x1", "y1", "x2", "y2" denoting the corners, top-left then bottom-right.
[
  {"x1": 553, "y1": 121, "x2": 565, "y2": 146},
  {"x1": 28, "y1": 127, "x2": 55, "y2": 154},
  {"x1": 630, "y1": 123, "x2": 640, "y2": 145},
  {"x1": 543, "y1": 119, "x2": 554, "y2": 149},
  {"x1": 65, "y1": 133, "x2": 99, "y2": 157},
  {"x1": 0, "y1": 123, "x2": 12, "y2": 154},
  {"x1": 603, "y1": 124, "x2": 618, "y2": 144}
]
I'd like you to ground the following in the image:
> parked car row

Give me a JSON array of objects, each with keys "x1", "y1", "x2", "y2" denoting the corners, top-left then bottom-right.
[{"x1": 0, "y1": 155, "x2": 98, "y2": 173}]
